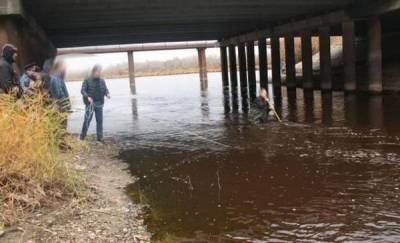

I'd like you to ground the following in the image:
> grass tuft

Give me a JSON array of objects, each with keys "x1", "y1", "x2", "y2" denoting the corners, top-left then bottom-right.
[{"x1": 0, "y1": 94, "x2": 81, "y2": 226}]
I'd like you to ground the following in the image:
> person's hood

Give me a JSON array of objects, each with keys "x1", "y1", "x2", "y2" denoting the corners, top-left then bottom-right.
[{"x1": 2, "y1": 44, "x2": 17, "y2": 63}]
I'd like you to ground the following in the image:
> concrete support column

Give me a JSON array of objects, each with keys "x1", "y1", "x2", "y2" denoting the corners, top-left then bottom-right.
[
  {"x1": 238, "y1": 43, "x2": 248, "y2": 97},
  {"x1": 197, "y1": 47, "x2": 208, "y2": 90},
  {"x1": 342, "y1": 20, "x2": 357, "y2": 92},
  {"x1": 271, "y1": 36, "x2": 282, "y2": 97},
  {"x1": 246, "y1": 41, "x2": 257, "y2": 101},
  {"x1": 367, "y1": 16, "x2": 383, "y2": 93},
  {"x1": 220, "y1": 46, "x2": 229, "y2": 91},
  {"x1": 285, "y1": 34, "x2": 296, "y2": 90},
  {"x1": 228, "y1": 45, "x2": 238, "y2": 94},
  {"x1": 258, "y1": 38, "x2": 268, "y2": 91},
  {"x1": 301, "y1": 30, "x2": 313, "y2": 90},
  {"x1": 0, "y1": 16, "x2": 56, "y2": 73},
  {"x1": 319, "y1": 26, "x2": 332, "y2": 91},
  {"x1": 127, "y1": 51, "x2": 136, "y2": 94}
]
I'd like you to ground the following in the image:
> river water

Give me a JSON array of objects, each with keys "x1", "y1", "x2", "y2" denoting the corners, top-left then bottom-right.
[{"x1": 67, "y1": 73, "x2": 400, "y2": 242}]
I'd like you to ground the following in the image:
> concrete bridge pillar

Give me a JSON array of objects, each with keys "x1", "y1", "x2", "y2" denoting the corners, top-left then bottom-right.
[
  {"x1": 258, "y1": 38, "x2": 268, "y2": 91},
  {"x1": 246, "y1": 41, "x2": 256, "y2": 101},
  {"x1": 301, "y1": 30, "x2": 313, "y2": 90},
  {"x1": 228, "y1": 45, "x2": 238, "y2": 95},
  {"x1": 127, "y1": 51, "x2": 136, "y2": 94},
  {"x1": 220, "y1": 46, "x2": 229, "y2": 92},
  {"x1": 197, "y1": 47, "x2": 208, "y2": 90},
  {"x1": 342, "y1": 20, "x2": 357, "y2": 92},
  {"x1": 271, "y1": 36, "x2": 282, "y2": 97},
  {"x1": 285, "y1": 33, "x2": 296, "y2": 90},
  {"x1": 238, "y1": 43, "x2": 248, "y2": 98},
  {"x1": 0, "y1": 1, "x2": 56, "y2": 73},
  {"x1": 367, "y1": 16, "x2": 383, "y2": 94},
  {"x1": 319, "y1": 26, "x2": 332, "y2": 91}
]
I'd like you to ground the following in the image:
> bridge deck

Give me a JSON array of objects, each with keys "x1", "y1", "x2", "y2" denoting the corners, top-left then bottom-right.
[{"x1": 22, "y1": 0, "x2": 357, "y2": 47}]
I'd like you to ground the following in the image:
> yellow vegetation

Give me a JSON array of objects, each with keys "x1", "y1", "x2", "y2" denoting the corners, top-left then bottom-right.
[{"x1": 0, "y1": 94, "x2": 80, "y2": 226}]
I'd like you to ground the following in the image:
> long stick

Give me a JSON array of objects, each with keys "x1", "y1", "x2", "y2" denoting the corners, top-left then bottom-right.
[{"x1": 266, "y1": 98, "x2": 282, "y2": 123}]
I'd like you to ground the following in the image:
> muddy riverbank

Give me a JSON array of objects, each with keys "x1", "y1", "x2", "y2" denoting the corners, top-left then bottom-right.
[{"x1": 1, "y1": 139, "x2": 150, "y2": 243}]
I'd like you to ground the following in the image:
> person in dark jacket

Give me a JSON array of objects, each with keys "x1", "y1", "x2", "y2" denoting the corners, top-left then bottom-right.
[
  {"x1": 250, "y1": 88, "x2": 271, "y2": 123},
  {"x1": 49, "y1": 61, "x2": 70, "y2": 112},
  {"x1": 0, "y1": 44, "x2": 20, "y2": 94},
  {"x1": 80, "y1": 64, "x2": 110, "y2": 142},
  {"x1": 41, "y1": 58, "x2": 54, "y2": 93}
]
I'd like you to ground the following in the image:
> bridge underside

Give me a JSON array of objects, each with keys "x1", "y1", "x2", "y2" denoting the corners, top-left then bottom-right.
[
  {"x1": 1, "y1": 0, "x2": 400, "y2": 94},
  {"x1": 22, "y1": 0, "x2": 361, "y2": 48}
]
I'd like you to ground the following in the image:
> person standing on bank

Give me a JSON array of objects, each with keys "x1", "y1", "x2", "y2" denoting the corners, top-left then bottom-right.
[
  {"x1": 0, "y1": 44, "x2": 21, "y2": 96},
  {"x1": 80, "y1": 65, "x2": 110, "y2": 142},
  {"x1": 49, "y1": 61, "x2": 70, "y2": 112}
]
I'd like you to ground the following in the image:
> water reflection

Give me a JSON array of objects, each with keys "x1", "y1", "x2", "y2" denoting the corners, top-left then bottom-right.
[
  {"x1": 241, "y1": 91, "x2": 249, "y2": 114},
  {"x1": 321, "y1": 91, "x2": 333, "y2": 125},
  {"x1": 200, "y1": 90, "x2": 209, "y2": 120},
  {"x1": 231, "y1": 90, "x2": 239, "y2": 114},
  {"x1": 369, "y1": 95, "x2": 384, "y2": 129},
  {"x1": 287, "y1": 89, "x2": 297, "y2": 122},
  {"x1": 343, "y1": 94, "x2": 386, "y2": 130},
  {"x1": 222, "y1": 87, "x2": 230, "y2": 114},
  {"x1": 303, "y1": 90, "x2": 315, "y2": 123},
  {"x1": 345, "y1": 94, "x2": 358, "y2": 126},
  {"x1": 383, "y1": 95, "x2": 400, "y2": 134},
  {"x1": 131, "y1": 98, "x2": 138, "y2": 121}
]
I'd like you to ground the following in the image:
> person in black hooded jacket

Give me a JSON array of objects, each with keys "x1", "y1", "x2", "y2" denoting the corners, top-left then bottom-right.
[{"x1": 0, "y1": 44, "x2": 19, "y2": 94}]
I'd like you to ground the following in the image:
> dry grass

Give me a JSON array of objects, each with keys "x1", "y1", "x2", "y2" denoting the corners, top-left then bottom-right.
[{"x1": 0, "y1": 94, "x2": 81, "y2": 226}]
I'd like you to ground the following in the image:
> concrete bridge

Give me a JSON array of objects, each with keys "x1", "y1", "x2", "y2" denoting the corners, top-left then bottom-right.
[{"x1": 1, "y1": 0, "x2": 400, "y2": 98}]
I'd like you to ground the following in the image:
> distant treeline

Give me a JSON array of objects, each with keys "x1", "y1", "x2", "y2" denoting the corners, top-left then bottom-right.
[
  {"x1": 67, "y1": 55, "x2": 222, "y2": 81},
  {"x1": 67, "y1": 37, "x2": 342, "y2": 81}
]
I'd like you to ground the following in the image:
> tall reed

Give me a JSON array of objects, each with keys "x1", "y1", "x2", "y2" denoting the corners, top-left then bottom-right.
[{"x1": 0, "y1": 94, "x2": 79, "y2": 225}]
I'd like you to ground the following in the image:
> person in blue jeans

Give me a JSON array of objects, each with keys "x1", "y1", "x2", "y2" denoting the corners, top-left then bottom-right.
[{"x1": 80, "y1": 65, "x2": 110, "y2": 142}]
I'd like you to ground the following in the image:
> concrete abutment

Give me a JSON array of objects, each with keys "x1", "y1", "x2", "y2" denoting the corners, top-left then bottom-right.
[{"x1": 0, "y1": 4, "x2": 56, "y2": 73}]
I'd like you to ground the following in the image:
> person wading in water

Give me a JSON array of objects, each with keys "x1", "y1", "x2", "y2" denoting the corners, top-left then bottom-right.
[
  {"x1": 250, "y1": 88, "x2": 271, "y2": 123},
  {"x1": 80, "y1": 64, "x2": 110, "y2": 142}
]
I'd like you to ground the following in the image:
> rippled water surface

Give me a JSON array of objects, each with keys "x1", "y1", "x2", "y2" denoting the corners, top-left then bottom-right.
[{"x1": 68, "y1": 73, "x2": 400, "y2": 242}]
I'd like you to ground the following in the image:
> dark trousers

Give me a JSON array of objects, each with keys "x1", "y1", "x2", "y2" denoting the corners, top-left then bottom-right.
[{"x1": 80, "y1": 102, "x2": 103, "y2": 141}]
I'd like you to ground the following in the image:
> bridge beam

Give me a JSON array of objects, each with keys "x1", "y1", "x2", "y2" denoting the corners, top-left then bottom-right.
[
  {"x1": 258, "y1": 38, "x2": 268, "y2": 91},
  {"x1": 367, "y1": 16, "x2": 383, "y2": 94},
  {"x1": 271, "y1": 36, "x2": 281, "y2": 97},
  {"x1": 220, "y1": 46, "x2": 229, "y2": 92},
  {"x1": 127, "y1": 51, "x2": 136, "y2": 94},
  {"x1": 301, "y1": 30, "x2": 313, "y2": 90},
  {"x1": 342, "y1": 20, "x2": 357, "y2": 92},
  {"x1": 285, "y1": 34, "x2": 296, "y2": 90},
  {"x1": 0, "y1": 0, "x2": 24, "y2": 15},
  {"x1": 246, "y1": 41, "x2": 256, "y2": 101},
  {"x1": 197, "y1": 47, "x2": 208, "y2": 90},
  {"x1": 0, "y1": 3, "x2": 56, "y2": 72},
  {"x1": 238, "y1": 43, "x2": 248, "y2": 99},
  {"x1": 228, "y1": 45, "x2": 238, "y2": 94},
  {"x1": 319, "y1": 26, "x2": 332, "y2": 91}
]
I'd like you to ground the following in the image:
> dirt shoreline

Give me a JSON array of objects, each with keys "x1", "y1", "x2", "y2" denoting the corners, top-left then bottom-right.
[{"x1": 1, "y1": 139, "x2": 151, "y2": 243}]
